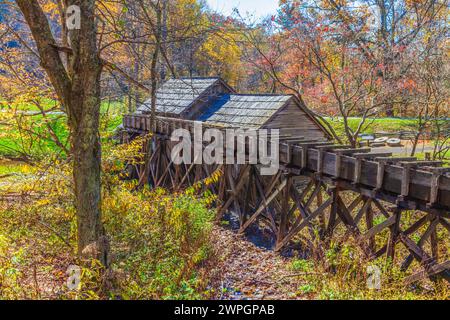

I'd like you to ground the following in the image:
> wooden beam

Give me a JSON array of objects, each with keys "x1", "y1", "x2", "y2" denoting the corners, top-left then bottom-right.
[
  {"x1": 275, "y1": 198, "x2": 333, "y2": 251},
  {"x1": 404, "y1": 260, "x2": 450, "y2": 284},
  {"x1": 239, "y1": 178, "x2": 288, "y2": 233},
  {"x1": 363, "y1": 214, "x2": 396, "y2": 240},
  {"x1": 216, "y1": 165, "x2": 251, "y2": 220}
]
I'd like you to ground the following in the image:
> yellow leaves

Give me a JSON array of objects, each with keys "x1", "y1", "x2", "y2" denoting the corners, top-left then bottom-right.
[
  {"x1": 98, "y1": 0, "x2": 123, "y2": 16},
  {"x1": 0, "y1": 234, "x2": 8, "y2": 256},
  {"x1": 321, "y1": 0, "x2": 347, "y2": 9},
  {"x1": 107, "y1": 134, "x2": 150, "y2": 166},
  {"x1": 40, "y1": 1, "x2": 59, "y2": 17},
  {"x1": 35, "y1": 198, "x2": 51, "y2": 207},
  {"x1": 197, "y1": 31, "x2": 244, "y2": 87}
]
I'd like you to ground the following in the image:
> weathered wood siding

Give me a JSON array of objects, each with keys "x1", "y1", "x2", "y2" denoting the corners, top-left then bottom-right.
[{"x1": 263, "y1": 100, "x2": 327, "y2": 140}]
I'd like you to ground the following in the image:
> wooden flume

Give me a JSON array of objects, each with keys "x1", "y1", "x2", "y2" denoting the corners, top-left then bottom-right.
[{"x1": 123, "y1": 114, "x2": 450, "y2": 284}]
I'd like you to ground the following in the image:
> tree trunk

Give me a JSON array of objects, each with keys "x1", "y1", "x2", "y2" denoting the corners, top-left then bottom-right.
[
  {"x1": 138, "y1": 1, "x2": 163, "y2": 187},
  {"x1": 70, "y1": 68, "x2": 107, "y2": 264},
  {"x1": 15, "y1": 0, "x2": 108, "y2": 266},
  {"x1": 68, "y1": 3, "x2": 108, "y2": 264},
  {"x1": 410, "y1": 133, "x2": 421, "y2": 157}
]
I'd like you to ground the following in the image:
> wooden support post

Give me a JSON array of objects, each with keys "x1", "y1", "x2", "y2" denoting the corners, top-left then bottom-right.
[
  {"x1": 353, "y1": 157, "x2": 362, "y2": 185},
  {"x1": 277, "y1": 176, "x2": 292, "y2": 244},
  {"x1": 375, "y1": 160, "x2": 386, "y2": 191},
  {"x1": 317, "y1": 186, "x2": 326, "y2": 238},
  {"x1": 400, "y1": 163, "x2": 412, "y2": 199},
  {"x1": 301, "y1": 146, "x2": 308, "y2": 169},
  {"x1": 241, "y1": 167, "x2": 254, "y2": 225},
  {"x1": 386, "y1": 208, "x2": 402, "y2": 262},
  {"x1": 334, "y1": 153, "x2": 341, "y2": 178},
  {"x1": 424, "y1": 167, "x2": 450, "y2": 208},
  {"x1": 317, "y1": 149, "x2": 324, "y2": 176},
  {"x1": 325, "y1": 186, "x2": 339, "y2": 240},
  {"x1": 429, "y1": 172, "x2": 440, "y2": 207},
  {"x1": 430, "y1": 227, "x2": 439, "y2": 261},
  {"x1": 365, "y1": 203, "x2": 375, "y2": 253}
]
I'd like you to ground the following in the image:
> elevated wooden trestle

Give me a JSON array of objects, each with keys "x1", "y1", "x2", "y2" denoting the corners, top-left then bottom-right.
[{"x1": 123, "y1": 114, "x2": 450, "y2": 284}]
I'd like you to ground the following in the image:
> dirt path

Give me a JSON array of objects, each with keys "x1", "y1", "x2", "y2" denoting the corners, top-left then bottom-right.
[{"x1": 208, "y1": 226, "x2": 304, "y2": 300}]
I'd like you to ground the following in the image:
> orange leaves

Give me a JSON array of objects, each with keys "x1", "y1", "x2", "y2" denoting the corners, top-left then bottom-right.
[{"x1": 399, "y1": 78, "x2": 418, "y2": 92}]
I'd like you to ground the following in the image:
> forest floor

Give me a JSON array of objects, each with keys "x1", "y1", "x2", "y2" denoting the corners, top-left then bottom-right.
[
  {"x1": 207, "y1": 226, "x2": 304, "y2": 300},
  {"x1": 206, "y1": 223, "x2": 449, "y2": 300}
]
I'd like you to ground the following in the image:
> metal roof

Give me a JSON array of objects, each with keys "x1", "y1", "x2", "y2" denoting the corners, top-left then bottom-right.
[
  {"x1": 137, "y1": 78, "x2": 221, "y2": 115},
  {"x1": 197, "y1": 94, "x2": 292, "y2": 128}
]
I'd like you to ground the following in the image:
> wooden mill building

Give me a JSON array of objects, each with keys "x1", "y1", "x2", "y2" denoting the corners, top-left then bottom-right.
[{"x1": 135, "y1": 77, "x2": 331, "y2": 139}]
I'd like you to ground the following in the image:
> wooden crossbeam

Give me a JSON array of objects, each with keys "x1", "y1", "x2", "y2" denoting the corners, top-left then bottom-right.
[
  {"x1": 334, "y1": 148, "x2": 371, "y2": 155},
  {"x1": 353, "y1": 152, "x2": 392, "y2": 159},
  {"x1": 400, "y1": 218, "x2": 439, "y2": 271},
  {"x1": 363, "y1": 214, "x2": 396, "y2": 240},
  {"x1": 290, "y1": 186, "x2": 317, "y2": 241},
  {"x1": 404, "y1": 260, "x2": 450, "y2": 284},
  {"x1": 374, "y1": 157, "x2": 417, "y2": 162},
  {"x1": 216, "y1": 165, "x2": 251, "y2": 220},
  {"x1": 313, "y1": 144, "x2": 352, "y2": 150},
  {"x1": 398, "y1": 161, "x2": 443, "y2": 168},
  {"x1": 333, "y1": 195, "x2": 364, "y2": 229},
  {"x1": 421, "y1": 167, "x2": 450, "y2": 173},
  {"x1": 239, "y1": 178, "x2": 287, "y2": 233},
  {"x1": 282, "y1": 136, "x2": 306, "y2": 143},
  {"x1": 399, "y1": 233, "x2": 433, "y2": 267},
  {"x1": 275, "y1": 198, "x2": 333, "y2": 251}
]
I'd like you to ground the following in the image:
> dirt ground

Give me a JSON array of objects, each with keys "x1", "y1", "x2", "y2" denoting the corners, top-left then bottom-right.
[{"x1": 207, "y1": 226, "x2": 307, "y2": 300}]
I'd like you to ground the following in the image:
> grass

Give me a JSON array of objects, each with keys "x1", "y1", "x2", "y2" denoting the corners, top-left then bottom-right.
[
  {"x1": 0, "y1": 160, "x2": 33, "y2": 176},
  {"x1": 325, "y1": 117, "x2": 420, "y2": 135},
  {"x1": 0, "y1": 99, "x2": 127, "y2": 158}
]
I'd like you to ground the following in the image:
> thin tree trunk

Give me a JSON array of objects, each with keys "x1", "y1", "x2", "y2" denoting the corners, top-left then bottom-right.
[{"x1": 138, "y1": 1, "x2": 163, "y2": 187}]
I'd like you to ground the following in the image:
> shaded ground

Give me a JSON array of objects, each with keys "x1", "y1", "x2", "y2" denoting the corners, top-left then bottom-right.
[{"x1": 208, "y1": 226, "x2": 305, "y2": 300}]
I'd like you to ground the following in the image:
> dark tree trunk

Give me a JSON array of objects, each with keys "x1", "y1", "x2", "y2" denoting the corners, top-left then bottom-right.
[
  {"x1": 70, "y1": 66, "x2": 106, "y2": 263},
  {"x1": 16, "y1": 0, "x2": 108, "y2": 265}
]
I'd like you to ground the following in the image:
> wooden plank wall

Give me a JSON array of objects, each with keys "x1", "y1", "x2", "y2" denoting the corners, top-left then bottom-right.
[{"x1": 263, "y1": 100, "x2": 327, "y2": 139}]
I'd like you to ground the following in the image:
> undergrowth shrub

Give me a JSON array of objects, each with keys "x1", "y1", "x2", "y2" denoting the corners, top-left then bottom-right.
[{"x1": 0, "y1": 136, "x2": 218, "y2": 299}]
